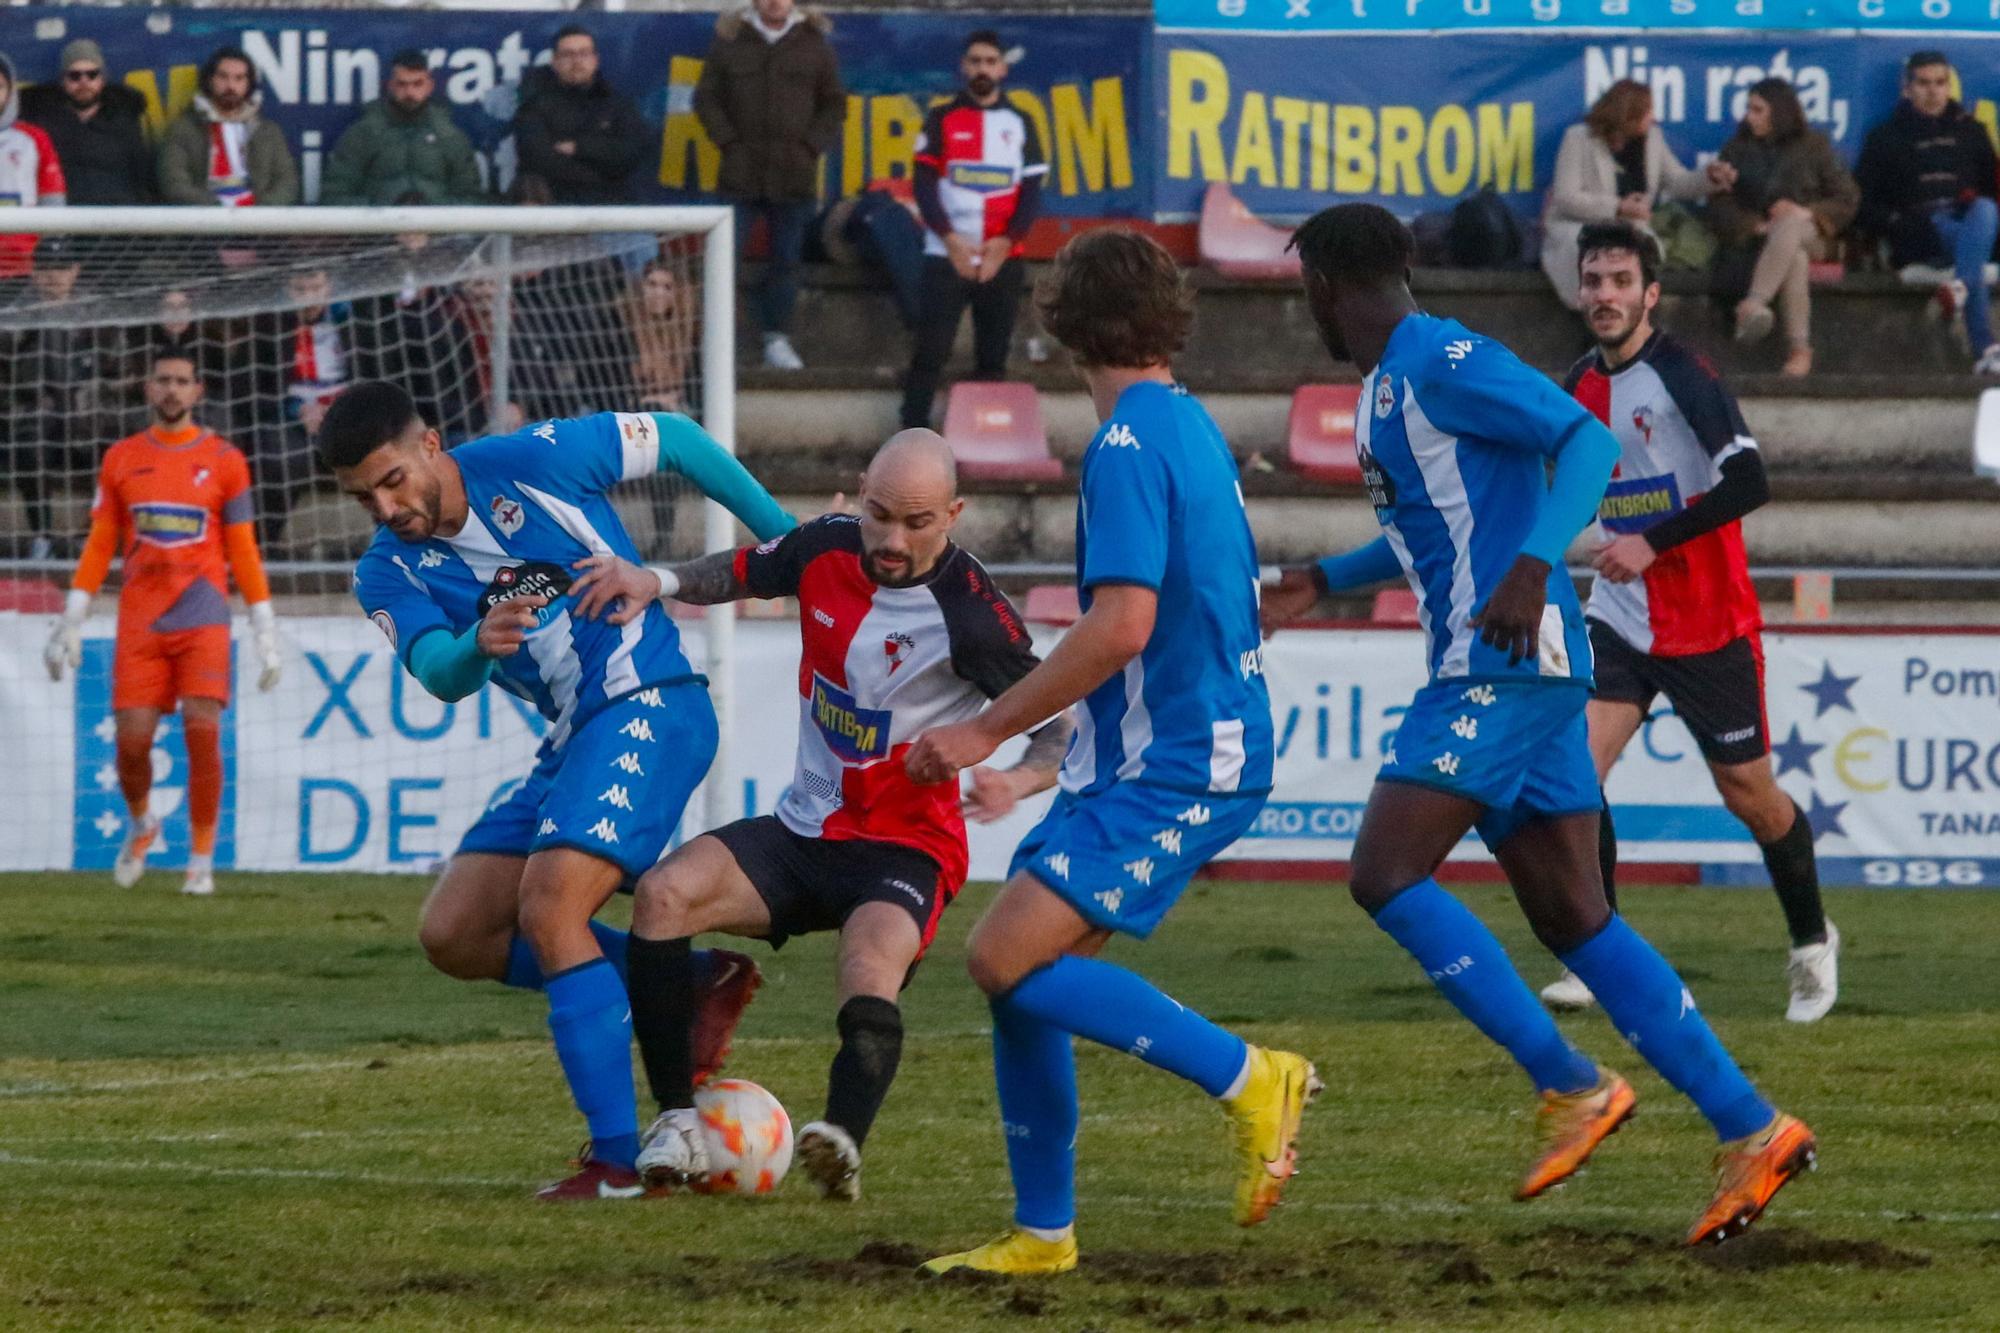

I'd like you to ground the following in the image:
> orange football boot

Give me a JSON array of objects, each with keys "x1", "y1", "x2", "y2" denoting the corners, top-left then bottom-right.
[
  {"x1": 1686, "y1": 1112, "x2": 1817, "y2": 1246},
  {"x1": 1516, "y1": 1069, "x2": 1637, "y2": 1200}
]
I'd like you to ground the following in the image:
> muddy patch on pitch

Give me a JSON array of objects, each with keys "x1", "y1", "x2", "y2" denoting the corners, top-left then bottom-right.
[
  {"x1": 1691, "y1": 1230, "x2": 1930, "y2": 1273},
  {"x1": 775, "y1": 1240, "x2": 928, "y2": 1284}
]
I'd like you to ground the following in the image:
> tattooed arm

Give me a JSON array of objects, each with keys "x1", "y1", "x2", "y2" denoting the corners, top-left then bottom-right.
[{"x1": 568, "y1": 549, "x2": 750, "y2": 624}]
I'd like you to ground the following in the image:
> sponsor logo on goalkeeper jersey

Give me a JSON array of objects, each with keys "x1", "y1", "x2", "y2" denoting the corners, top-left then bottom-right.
[
  {"x1": 130, "y1": 502, "x2": 209, "y2": 547},
  {"x1": 1598, "y1": 473, "x2": 1683, "y2": 535},
  {"x1": 810, "y1": 672, "x2": 893, "y2": 762},
  {"x1": 476, "y1": 561, "x2": 573, "y2": 619}
]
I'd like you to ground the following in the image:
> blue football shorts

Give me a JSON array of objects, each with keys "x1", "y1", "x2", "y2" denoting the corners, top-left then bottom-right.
[
  {"x1": 1009, "y1": 782, "x2": 1267, "y2": 938},
  {"x1": 458, "y1": 680, "x2": 718, "y2": 880},
  {"x1": 1377, "y1": 679, "x2": 1599, "y2": 851}
]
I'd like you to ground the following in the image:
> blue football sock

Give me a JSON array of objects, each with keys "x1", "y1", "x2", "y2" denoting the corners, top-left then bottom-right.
[
  {"x1": 1374, "y1": 879, "x2": 1598, "y2": 1095},
  {"x1": 501, "y1": 924, "x2": 696, "y2": 992},
  {"x1": 990, "y1": 993, "x2": 1079, "y2": 1231},
  {"x1": 1561, "y1": 917, "x2": 1774, "y2": 1142},
  {"x1": 1006, "y1": 956, "x2": 1248, "y2": 1098},
  {"x1": 545, "y1": 958, "x2": 640, "y2": 1170}
]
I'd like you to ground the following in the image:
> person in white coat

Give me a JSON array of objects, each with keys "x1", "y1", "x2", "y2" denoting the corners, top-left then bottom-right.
[{"x1": 1541, "y1": 80, "x2": 1727, "y2": 308}]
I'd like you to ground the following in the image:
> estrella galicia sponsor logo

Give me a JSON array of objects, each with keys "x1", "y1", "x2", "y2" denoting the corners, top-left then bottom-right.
[
  {"x1": 130, "y1": 502, "x2": 208, "y2": 548},
  {"x1": 810, "y1": 673, "x2": 894, "y2": 762},
  {"x1": 476, "y1": 561, "x2": 573, "y2": 621},
  {"x1": 1356, "y1": 440, "x2": 1397, "y2": 511},
  {"x1": 948, "y1": 162, "x2": 1015, "y2": 192},
  {"x1": 1598, "y1": 473, "x2": 1683, "y2": 535}
]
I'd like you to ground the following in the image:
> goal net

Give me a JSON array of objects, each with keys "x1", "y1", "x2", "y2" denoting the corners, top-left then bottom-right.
[{"x1": 0, "y1": 206, "x2": 744, "y2": 875}]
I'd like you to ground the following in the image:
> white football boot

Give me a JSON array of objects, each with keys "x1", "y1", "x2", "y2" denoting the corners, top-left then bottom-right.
[
  {"x1": 637, "y1": 1106, "x2": 711, "y2": 1190},
  {"x1": 1784, "y1": 920, "x2": 1840, "y2": 1023},
  {"x1": 181, "y1": 853, "x2": 215, "y2": 897},
  {"x1": 1540, "y1": 969, "x2": 1597, "y2": 1012},
  {"x1": 795, "y1": 1120, "x2": 862, "y2": 1202},
  {"x1": 113, "y1": 814, "x2": 162, "y2": 888}
]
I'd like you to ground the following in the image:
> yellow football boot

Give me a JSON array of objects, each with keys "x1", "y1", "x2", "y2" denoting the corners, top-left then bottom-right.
[
  {"x1": 1223, "y1": 1045, "x2": 1322, "y2": 1227},
  {"x1": 919, "y1": 1227, "x2": 1078, "y2": 1278}
]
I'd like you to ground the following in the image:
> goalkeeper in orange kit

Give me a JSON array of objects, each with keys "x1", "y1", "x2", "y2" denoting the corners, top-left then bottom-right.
[{"x1": 44, "y1": 352, "x2": 283, "y2": 896}]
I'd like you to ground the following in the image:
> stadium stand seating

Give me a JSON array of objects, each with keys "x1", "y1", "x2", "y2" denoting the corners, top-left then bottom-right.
[
  {"x1": 1196, "y1": 181, "x2": 1301, "y2": 281},
  {"x1": 942, "y1": 381, "x2": 1065, "y2": 482},
  {"x1": 1285, "y1": 385, "x2": 1363, "y2": 484},
  {"x1": 1024, "y1": 584, "x2": 1082, "y2": 625},
  {"x1": 1370, "y1": 588, "x2": 1421, "y2": 626}
]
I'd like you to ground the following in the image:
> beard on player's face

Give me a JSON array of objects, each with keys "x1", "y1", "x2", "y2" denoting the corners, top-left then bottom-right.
[
  {"x1": 967, "y1": 74, "x2": 997, "y2": 99},
  {"x1": 1587, "y1": 292, "x2": 1648, "y2": 349},
  {"x1": 862, "y1": 543, "x2": 927, "y2": 587}
]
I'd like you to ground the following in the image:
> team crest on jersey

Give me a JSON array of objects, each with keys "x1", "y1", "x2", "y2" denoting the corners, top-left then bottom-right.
[
  {"x1": 192, "y1": 467, "x2": 212, "y2": 488},
  {"x1": 130, "y1": 502, "x2": 208, "y2": 548},
  {"x1": 810, "y1": 672, "x2": 893, "y2": 762},
  {"x1": 1632, "y1": 403, "x2": 1656, "y2": 443},
  {"x1": 883, "y1": 631, "x2": 916, "y2": 675},
  {"x1": 1374, "y1": 374, "x2": 1396, "y2": 419},
  {"x1": 489, "y1": 494, "x2": 525, "y2": 536},
  {"x1": 477, "y1": 561, "x2": 573, "y2": 620}
]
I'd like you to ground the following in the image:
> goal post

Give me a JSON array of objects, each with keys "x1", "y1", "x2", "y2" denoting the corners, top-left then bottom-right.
[{"x1": 1, "y1": 205, "x2": 745, "y2": 870}]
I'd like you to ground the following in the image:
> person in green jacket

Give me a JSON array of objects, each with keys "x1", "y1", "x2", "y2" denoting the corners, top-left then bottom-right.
[
  {"x1": 157, "y1": 46, "x2": 299, "y2": 207},
  {"x1": 321, "y1": 51, "x2": 484, "y2": 207}
]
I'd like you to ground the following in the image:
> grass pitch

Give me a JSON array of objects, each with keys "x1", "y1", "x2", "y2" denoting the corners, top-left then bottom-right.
[{"x1": 1, "y1": 873, "x2": 1995, "y2": 1330}]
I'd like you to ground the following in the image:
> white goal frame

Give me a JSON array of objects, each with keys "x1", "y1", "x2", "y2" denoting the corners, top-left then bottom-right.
[{"x1": 21, "y1": 205, "x2": 743, "y2": 834}]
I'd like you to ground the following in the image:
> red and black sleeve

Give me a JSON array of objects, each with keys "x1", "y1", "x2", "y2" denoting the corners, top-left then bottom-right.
[
  {"x1": 734, "y1": 513, "x2": 858, "y2": 599},
  {"x1": 934, "y1": 550, "x2": 1041, "y2": 699}
]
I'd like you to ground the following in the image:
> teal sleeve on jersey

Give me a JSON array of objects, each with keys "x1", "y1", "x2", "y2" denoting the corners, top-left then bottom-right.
[
  {"x1": 1316, "y1": 537, "x2": 1402, "y2": 592},
  {"x1": 406, "y1": 623, "x2": 497, "y2": 702},
  {"x1": 1078, "y1": 435, "x2": 1171, "y2": 590},
  {"x1": 1520, "y1": 418, "x2": 1620, "y2": 568},
  {"x1": 651, "y1": 412, "x2": 796, "y2": 541}
]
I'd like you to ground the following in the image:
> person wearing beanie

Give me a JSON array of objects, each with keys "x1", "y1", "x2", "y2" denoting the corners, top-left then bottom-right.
[{"x1": 20, "y1": 38, "x2": 153, "y2": 206}]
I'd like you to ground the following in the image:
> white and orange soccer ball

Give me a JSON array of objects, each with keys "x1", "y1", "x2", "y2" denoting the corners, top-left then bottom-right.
[{"x1": 690, "y1": 1079, "x2": 793, "y2": 1196}]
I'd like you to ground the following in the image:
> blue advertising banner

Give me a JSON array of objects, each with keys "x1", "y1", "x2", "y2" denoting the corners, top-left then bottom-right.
[
  {"x1": 1, "y1": 8, "x2": 1147, "y2": 215},
  {"x1": 1156, "y1": 0, "x2": 2000, "y2": 33},
  {"x1": 1152, "y1": 31, "x2": 2000, "y2": 219}
]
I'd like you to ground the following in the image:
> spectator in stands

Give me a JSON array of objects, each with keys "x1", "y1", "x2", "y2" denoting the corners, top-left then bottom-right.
[
  {"x1": 350, "y1": 216, "x2": 484, "y2": 442},
  {"x1": 0, "y1": 238, "x2": 131, "y2": 558},
  {"x1": 243, "y1": 265, "x2": 352, "y2": 541},
  {"x1": 158, "y1": 47, "x2": 299, "y2": 208},
  {"x1": 1541, "y1": 79, "x2": 1726, "y2": 309},
  {"x1": 899, "y1": 30, "x2": 1044, "y2": 430},
  {"x1": 812, "y1": 183, "x2": 928, "y2": 331},
  {"x1": 624, "y1": 258, "x2": 696, "y2": 414},
  {"x1": 1708, "y1": 78, "x2": 1858, "y2": 378},
  {"x1": 152, "y1": 289, "x2": 198, "y2": 362},
  {"x1": 0, "y1": 52, "x2": 67, "y2": 280},
  {"x1": 1856, "y1": 51, "x2": 2000, "y2": 377},
  {"x1": 20, "y1": 40, "x2": 152, "y2": 207},
  {"x1": 321, "y1": 51, "x2": 483, "y2": 207},
  {"x1": 512, "y1": 26, "x2": 650, "y2": 207},
  {"x1": 696, "y1": 0, "x2": 845, "y2": 370}
]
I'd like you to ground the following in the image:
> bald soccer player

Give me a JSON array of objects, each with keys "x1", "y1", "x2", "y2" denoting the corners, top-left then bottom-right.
[{"x1": 568, "y1": 431, "x2": 1071, "y2": 1201}]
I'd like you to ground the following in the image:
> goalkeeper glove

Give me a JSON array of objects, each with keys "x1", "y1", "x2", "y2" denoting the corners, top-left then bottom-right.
[
  {"x1": 248, "y1": 600, "x2": 283, "y2": 691},
  {"x1": 44, "y1": 589, "x2": 88, "y2": 682}
]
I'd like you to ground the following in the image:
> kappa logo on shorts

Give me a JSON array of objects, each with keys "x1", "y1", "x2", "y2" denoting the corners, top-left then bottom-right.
[
  {"x1": 489, "y1": 494, "x2": 525, "y2": 536},
  {"x1": 1152, "y1": 828, "x2": 1184, "y2": 856},
  {"x1": 1433, "y1": 752, "x2": 1461, "y2": 776},
  {"x1": 1095, "y1": 887, "x2": 1123, "y2": 914},
  {"x1": 1461, "y1": 685, "x2": 1497, "y2": 707},
  {"x1": 587, "y1": 817, "x2": 620, "y2": 843},
  {"x1": 1043, "y1": 852, "x2": 1071, "y2": 880},
  {"x1": 538, "y1": 818, "x2": 558, "y2": 835},
  {"x1": 1123, "y1": 857, "x2": 1155, "y2": 887},
  {"x1": 1450, "y1": 715, "x2": 1479, "y2": 740},
  {"x1": 611, "y1": 751, "x2": 646, "y2": 776},
  {"x1": 599, "y1": 784, "x2": 634, "y2": 811},
  {"x1": 633, "y1": 688, "x2": 665, "y2": 708},
  {"x1": 619, "y1": 719, "x2": 656, "y2": 742},
  {"x1": 1175, "y1": 803, "x2": 1211, "y2": 826}
]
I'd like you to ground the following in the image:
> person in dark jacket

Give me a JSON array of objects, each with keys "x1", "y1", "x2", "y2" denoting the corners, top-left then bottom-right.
[
  {"x1": 511, "y1": 25, "x2": 650, "y2": 207},
  {"x1": 19, "y1": 39, "x2": 153, "y2": 206},
  {"x1": 1855, "y1": 50, "x2": 2000, "y2": 376},
  {"x1": 321, "y1": 51, "x2": 483, "y2": 207},
  {"x1": 696, "y1": 0, "x2": 845, "y2": 369}
]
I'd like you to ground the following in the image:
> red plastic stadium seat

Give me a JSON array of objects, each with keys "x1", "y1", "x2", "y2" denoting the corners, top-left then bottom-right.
[
  {"x1": 1287, "y1": 384, "x2": 1363, "y2": 484},
  {"x1": 943, "y1": 382, "x2": 1064, "y2": 481},
  {"x1": 1808, "y1": 261, "x2": 1845, "y2": 287},
  {"x1": 1024, "y1": 584, "x2": 1081, "y2": 625},
  {"x1": 1371, "y1": 588, "x2": 1421, "y2": 626},
  {"x1": 1198, "y1": 180, "x2": 1302, "y2": 281},
  {"x1": 0, "y1": 578, "x2": 63, "y2": 613}
]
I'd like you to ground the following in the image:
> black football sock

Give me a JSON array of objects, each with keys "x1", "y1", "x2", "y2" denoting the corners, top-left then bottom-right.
[
  {"x1": 1759, "y1": 803, "x2": 1828, "y2": 948},
  {"x1": 823, "y1": 996, "x2": 903, "y2": 1148},
  {"x1": 1597, "y1": 799, "x2": 1620, "y2": 916},
  {"x1": 627, "y1": 935, "x2": 697, "y2": 1112}
]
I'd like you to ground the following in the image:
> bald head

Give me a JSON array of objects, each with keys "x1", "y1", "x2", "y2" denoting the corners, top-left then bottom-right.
[{"x1": 856, "y1": 429, "x2": 965, "y2": 586}]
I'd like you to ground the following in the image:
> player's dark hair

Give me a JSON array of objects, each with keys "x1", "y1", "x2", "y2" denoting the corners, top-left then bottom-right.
[
  {"x1": 151, "y1": 348, "x2": 200, "y2": 376},
  {"x1": 1905, "y1": 50, "x2": 1950, "y2": 81},
  {"x1": 317, "y1": 381, "x2": 423, "y2": 471},
  {"x1": 390, "y1": 49, "x2": 431, "y2": 75},
  {"x1": 1035, "y1": 229, "x2": 1194, "y2": 369},
  {"x1": 1577, "y1": 220, "x2": 1662, "y2": 288},
  {"x1": 200, "y1": 46, "x2": 257, "y2": 96},
  {"x1": 1288, "y1": 203, "x2": 1414, "y2": 289},
  {"x1": 553, "y1": 23, "x2": 595, "y2": 48},
  {"x1": 964, "y1": 29, "x2": 1004, "y2": 57}
]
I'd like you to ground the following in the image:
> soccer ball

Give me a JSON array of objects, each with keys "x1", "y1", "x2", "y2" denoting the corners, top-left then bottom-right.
[{"x1": 691, "y1": 1079, "x2": 793, "y2": 1196}]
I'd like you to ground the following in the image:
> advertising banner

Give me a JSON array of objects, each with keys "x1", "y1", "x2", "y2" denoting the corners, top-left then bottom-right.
[
  {"x1": 1155, "y1": 0, "x2": 2000, "y2": 34},
  {"x1": 6, "y1": 614, "x2": 1999, "y2": 888},
  {"x1": 3, "y1": 8, "x2": 1147, "y2": 216}
]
